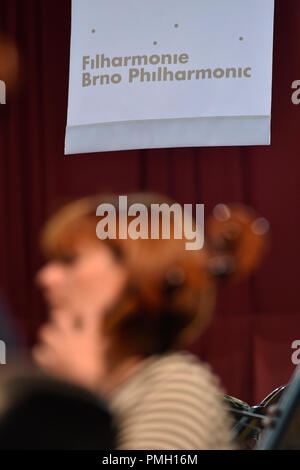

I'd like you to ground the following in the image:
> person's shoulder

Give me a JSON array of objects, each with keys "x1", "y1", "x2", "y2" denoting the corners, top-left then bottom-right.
[
  {"x1": 143, "y1": 351, "x2": 223, "y2": 393},
  {"x1": 109, "y1": 351, "x2": 224, "y2": 415},
  {"x1": 142, "y1": 352, "x2": 233, "y2": 449},
  {"x1": 145, "y1": 350, "x2": 214, "y2": 375}
]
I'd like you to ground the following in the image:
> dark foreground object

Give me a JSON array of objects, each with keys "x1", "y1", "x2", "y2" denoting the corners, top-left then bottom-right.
[{"x1": 0, "y1": 375, "x2": 115, "y2": 450}]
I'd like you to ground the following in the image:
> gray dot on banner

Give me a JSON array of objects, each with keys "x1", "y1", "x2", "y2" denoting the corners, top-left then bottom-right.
[
  {"x1": 153, "y1": 41, "x2": 157, "y2": 45},
  {"x1": 174, "y1": 24, "x2": 179, "y2": 28},
  {"x1": 92, "y1": 29, "x2": 96, "y2": 34},
  {"x1": 239, "y1": 36, "x2": 244, "y2": 41}
]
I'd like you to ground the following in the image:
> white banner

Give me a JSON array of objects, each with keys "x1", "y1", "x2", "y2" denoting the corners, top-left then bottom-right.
[{"x1": 65, "y1": 0, "x2": 274, "y2": 154}]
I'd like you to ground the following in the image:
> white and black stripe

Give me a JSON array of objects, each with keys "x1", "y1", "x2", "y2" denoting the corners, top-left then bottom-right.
[{"x1": 109, "y1": 352, "x2": 233, "y2": 450}]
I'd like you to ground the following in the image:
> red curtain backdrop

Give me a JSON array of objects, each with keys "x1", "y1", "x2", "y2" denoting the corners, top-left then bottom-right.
[{"x1": 0, "y1": 0, "x2": 299, "y2": 405}]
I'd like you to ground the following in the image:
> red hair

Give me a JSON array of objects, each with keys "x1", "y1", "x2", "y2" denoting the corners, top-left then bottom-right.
[{"x1": 41, "y1": 194, "x2": 216, "y2": 356}]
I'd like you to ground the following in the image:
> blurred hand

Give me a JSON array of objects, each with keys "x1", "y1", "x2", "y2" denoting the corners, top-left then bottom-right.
[{"x1": 32, "y1": 309, "x2": 105, "y2": 393}]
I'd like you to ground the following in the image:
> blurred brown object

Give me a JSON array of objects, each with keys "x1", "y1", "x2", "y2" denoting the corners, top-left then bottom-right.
[{"x1": 206, "y1": 203, "x2": 270, "y2": 282}]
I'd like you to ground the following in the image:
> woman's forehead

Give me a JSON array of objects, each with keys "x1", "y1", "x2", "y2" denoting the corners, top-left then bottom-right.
[{"x1": 42, "y1": 216, "x2": 99, "y2": 259}]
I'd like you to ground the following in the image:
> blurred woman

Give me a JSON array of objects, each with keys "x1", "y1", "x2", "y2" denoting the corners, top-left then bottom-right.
[{"x1": 33, "y1": 193, "x2": 233, "y2": 450}]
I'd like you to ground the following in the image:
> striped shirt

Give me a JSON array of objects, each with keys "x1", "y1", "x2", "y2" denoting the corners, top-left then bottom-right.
[{"x1": 108, "y1": 351, "x2": 233, "y2": 450}]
